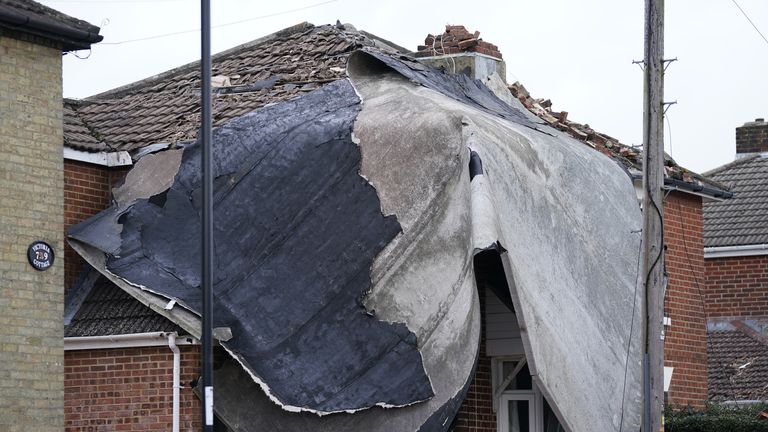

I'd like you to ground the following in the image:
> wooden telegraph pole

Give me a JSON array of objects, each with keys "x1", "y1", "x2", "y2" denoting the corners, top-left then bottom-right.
[{"x1": 641, "y1": 0, "x2": 665, "y2": 431}]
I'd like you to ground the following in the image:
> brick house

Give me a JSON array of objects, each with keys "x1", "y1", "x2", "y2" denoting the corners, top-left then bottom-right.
[
  {"x1": 0, "y1": 1, "x2": 100, "y2": 430},
  {"x1": 703, "y1": 118, "x2": 768, "y2": 402},
  {"x1": 60, "y1": 23, "x2": 730, "y2": 431}
]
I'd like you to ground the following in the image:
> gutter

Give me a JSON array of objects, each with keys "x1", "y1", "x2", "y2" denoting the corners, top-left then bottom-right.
[
  {"x1": 0, "y1": 8, "x2": 102, "y2": 50},
  {"x1": 704, "y1": 244, "x2": 768, "y2": 259},
  {"x1": 64, "y1": 147, "x2": 132, "y2": 167},
  {"x1": 630, "y1": 174, "x2": 732, "y2": 202},
  {"x1": 64, "y1": 331, "x2": 197, "y2": 350},
  {"x1": 663, "y1": 177, "x2": 733, "y2": 200}
]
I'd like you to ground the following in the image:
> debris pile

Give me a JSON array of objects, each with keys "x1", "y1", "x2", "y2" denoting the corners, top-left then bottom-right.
[
  {"x1": 415, "y1": 25, "x2": 502, "y2": 59},
  {"x1": 509, "y1": 81, "x2": 704, "y2": 184}
]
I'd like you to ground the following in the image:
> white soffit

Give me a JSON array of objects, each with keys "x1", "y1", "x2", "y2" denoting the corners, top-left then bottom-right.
[
  {"x1": 64, "y1": 147, "x2": 133, "y2": 167},
  {"x1": 704, "y1": 244, "x2": 768, "y2": 259}
]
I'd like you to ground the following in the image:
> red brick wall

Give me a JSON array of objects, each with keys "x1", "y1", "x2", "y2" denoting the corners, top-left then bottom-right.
[
  {"x1": 63, "y1": 160, "x2": 129, "y2": 292},
  {"x1": 64, "y1": 345, "x2": 201, "y2": 431},
  {"x1": 705, "y1": 255, "x2": 768, "y2": 317},
  {"x1": 454, "y1": 287, "x2": 497, "y2": 432},
  {"x1": 663, "y1": 192, "x2": 708, "y2": 407}
]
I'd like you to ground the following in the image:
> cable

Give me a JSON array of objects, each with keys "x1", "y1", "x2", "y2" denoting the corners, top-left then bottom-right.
[
  {"x1": 67, "y1": 49, "x2": 92, "y2": 59},
  {"x1": 618, "y1": 179, "x2": 665, "y2": 432},
  {"x1": 99, "y1": 0, "x2": 338, "y2": 45},
  {"x1": 672, "y1": 198, "x2": 723, "y2": 402},
  {"x1": 619, "y1": 236, "x2": 644, "y2": 432},
  {"x1": 731, "y1": 0, "x2": 768, "y2": 47}
]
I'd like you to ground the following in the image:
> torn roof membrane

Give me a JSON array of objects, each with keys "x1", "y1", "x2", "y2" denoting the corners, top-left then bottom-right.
[
  {"x1": 70, "y1": 79, "x2": 434, "y2": 415},
  {"x1": 347, "y1": 50, "x2": 643, "y2": 432},
  {"x1": 69, "y1": 45, "x2": 644, "y2": 431}
]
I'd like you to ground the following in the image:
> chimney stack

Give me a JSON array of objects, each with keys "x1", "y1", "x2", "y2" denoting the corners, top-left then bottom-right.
[
  {"x1": 415, "y1": 25, "x2": 506, "y2": 83},
  {"x1": 736, "y1": 118, "x2": 768, "y2": 157}
]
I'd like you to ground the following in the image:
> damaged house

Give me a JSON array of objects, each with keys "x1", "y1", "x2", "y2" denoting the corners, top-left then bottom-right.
[{"x1": 61, "y1": 23, "x2": 730, "y2": 432}]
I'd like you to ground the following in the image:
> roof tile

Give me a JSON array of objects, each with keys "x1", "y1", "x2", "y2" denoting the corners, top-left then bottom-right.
[
  {"x1": 704, "y1": 155, "x2": 768, "y2": 247},
  {"x1": 708, "y1": 327, "x2": 768, "y2": 401},
  {"x1": 65, "y1": 275, "x2": 182, "y2": 337}
]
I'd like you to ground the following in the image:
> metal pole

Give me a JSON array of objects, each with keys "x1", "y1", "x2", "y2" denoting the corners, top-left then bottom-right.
[
  {"x1": 641, "y1": 0, "x2": 665, "y2": 431},
  {"x1": 200, "y1": 0, "x2": 214, "y2": 430}
]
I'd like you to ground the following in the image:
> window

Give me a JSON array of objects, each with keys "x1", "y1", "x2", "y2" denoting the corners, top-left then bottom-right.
[{"x1": 492, "y1": 358, "x2": 564, "y2": 432}]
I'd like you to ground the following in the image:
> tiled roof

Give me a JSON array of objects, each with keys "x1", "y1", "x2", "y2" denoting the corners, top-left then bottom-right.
[
  {"x1": 704, "y1": 155, "x2": 768, "y2": 247},
  {"x1": 62, "y1": 20, "x2": 729, "y2": 199},
  {"x1": 65, "y1": 274, "x2": 181, "y2": 337},
  {"x1": 64, "y1": 22, "x2": 403, "y2": 153},
  {"x1": 509, "y1": 82, "x2": 729, "y2": 196},
  {"x1": 708, "y1": 327, "x2": 768, "y2": 401},
  {"x1": 0, "y1": 0, "x2": 101, "y2": 50}
]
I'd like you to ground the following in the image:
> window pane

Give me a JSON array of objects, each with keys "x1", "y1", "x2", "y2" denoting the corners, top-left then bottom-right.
[
  {"x1": 501, "y1": 362, "x2": 532, "y2": 390},
  {"x1": 543, "y1": 399, "x2": 565, "y2": 432},
  {"x1": 507, "y1": 400, "x2": 530, "y2": 432}
]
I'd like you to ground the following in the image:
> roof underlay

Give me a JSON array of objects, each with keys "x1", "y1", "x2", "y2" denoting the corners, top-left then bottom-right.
[{"x1": 64, "y1": 22, "x2": 719, "y2": 432}]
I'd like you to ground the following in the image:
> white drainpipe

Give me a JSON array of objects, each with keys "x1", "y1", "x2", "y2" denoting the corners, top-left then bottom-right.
[
  {"x1": 168, "y1": 333, "x2": 181, "y2": 432},
  {"x1": 64, "y1": 331, "x2": 194, "y2": 431}
]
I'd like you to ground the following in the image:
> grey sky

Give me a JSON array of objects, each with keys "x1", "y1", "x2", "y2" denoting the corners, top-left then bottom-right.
[{"x1": 41, "y1": 0, "x2": 767, "y2": 174}]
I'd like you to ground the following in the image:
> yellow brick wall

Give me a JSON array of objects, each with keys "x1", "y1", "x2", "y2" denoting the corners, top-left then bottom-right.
[{"x1": 0, "y1": 33, "x2": 64, "y2": 431}]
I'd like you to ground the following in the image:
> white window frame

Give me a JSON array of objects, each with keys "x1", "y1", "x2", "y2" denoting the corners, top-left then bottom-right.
[
  {"x1": 493, "y1": 357, "x2": 545, "y2": 432},
  {"x1": 498, "y1": 393, "x2": 535, "y2": 432}
]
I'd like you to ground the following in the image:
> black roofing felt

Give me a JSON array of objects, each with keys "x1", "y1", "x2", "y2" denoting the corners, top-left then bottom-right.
[
  {"x1": 417, "y1": 353, "x2": 478, "y2": 432},
  {"x1": 65, "y1": 274, "x2": 181, "y2": 337},
  {"x1": 351, "y1": 49, "x2": 541, "y2": 133},
  {"x1": 69, "y1": 78, "x2": 433, "y2": 414},
  {"x1": 66, "y1": 47, "x2": 556, "y2": 426},
  {"x1": 704, "y1": 155, "x2": 768, "y2": 247}
]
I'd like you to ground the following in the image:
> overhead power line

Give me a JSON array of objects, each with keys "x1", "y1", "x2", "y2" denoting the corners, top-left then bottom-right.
[
  {"x1": 99, "y1": 0, "x2": 338, "y2": 45},
  {"x1": 731, "y1": 0, "x2": 768, "y2": 47}
]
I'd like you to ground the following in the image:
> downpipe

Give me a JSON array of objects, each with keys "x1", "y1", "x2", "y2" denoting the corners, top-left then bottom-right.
[{"x1": 168, "y1": 333, "x2": 181, "y2": 432}]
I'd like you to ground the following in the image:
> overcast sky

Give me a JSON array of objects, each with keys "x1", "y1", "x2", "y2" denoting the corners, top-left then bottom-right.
[{"x1": 41, "y1": 0, "x2": 767, "y2": 174}]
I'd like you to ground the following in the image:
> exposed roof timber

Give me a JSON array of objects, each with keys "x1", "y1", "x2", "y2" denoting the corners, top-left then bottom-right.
[
  {"x1": 704, "y1": 243, "x2": 768, "y2": 259},
  {"x1": 63, "y1": 147, "x2": 132, "y2": 167}
]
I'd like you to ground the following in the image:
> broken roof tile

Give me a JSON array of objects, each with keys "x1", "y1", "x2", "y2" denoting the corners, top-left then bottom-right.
[
  {"x1": 708, "y1": 325, "x2": 768, "y2": 401},
  {"x1": 63, "y1": 23, "x2": 386, "y2": 153}
]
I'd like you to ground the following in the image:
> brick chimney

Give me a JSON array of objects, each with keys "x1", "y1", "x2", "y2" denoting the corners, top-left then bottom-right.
[
  {"x1": 736, "y1": 118, "x2": 768, "y2": 157},
  {"x1": 415, "y1": 25, "x2": 507, "y2": 83}
]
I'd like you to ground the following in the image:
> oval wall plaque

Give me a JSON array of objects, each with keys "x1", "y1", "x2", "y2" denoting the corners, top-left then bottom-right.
[{"x1": 28, "y1": 241, "x2": 54, "y2": 271}]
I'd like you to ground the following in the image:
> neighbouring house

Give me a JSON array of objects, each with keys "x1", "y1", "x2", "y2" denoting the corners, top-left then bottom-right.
[
  {"x1": 60, "y1": 22, "x2": 730, "y2": 432},
  {"x1": 0, "y1": 0, "x2": 101, "y2": 430},
  {"x1": 703, "y1": 118, "x2": 768, "y2": 403}
]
